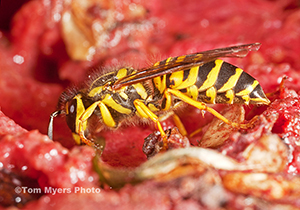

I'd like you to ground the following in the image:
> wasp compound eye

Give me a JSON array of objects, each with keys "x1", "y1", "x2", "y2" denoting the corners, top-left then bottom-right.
[{"x1": 65, "y1": 98, "x2": 78, "y2": 133}]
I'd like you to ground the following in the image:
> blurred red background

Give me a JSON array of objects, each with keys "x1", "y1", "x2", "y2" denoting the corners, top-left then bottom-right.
[{"x1": 0, "y1": 0, "x2": 30, "y2": 31}]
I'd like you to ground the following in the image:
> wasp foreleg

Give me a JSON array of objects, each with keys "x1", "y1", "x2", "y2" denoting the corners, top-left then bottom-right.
[{"x1": 77, "y1": 101, "x2": 110, "y2": 148}]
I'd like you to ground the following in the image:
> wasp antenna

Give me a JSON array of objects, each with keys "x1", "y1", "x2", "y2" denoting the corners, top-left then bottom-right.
[{"x1": 48, "y1": 110, "x2": 62, "y2": 140}]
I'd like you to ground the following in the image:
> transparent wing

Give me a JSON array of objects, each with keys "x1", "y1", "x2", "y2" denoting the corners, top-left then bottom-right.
[{"x1": 112, "y1": 43, "x2": 261, "y2": 90}]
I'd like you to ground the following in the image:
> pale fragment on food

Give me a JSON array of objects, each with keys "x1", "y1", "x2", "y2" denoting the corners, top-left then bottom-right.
[
  {"x1": 61, "y1": 10, "x2": 96, "y2": 61},
  {"x1": 199, "y1": 105, "x2": 245, "y2": 148},
  {"x1": 135, "y1": 147, "x2": 251, "y2": 181},
  {"x1": 61, "y1": 0, "x2": 147, "y2": 61},
  {"x1": 243, "y1": 134, "x2": 288, "y2": 173},
  {"x1": 222, "y1": 172, "x2": 300, "y2": 201},
  {"x1": 61, "y1": 0, "x2": 115, "y2": 61}
]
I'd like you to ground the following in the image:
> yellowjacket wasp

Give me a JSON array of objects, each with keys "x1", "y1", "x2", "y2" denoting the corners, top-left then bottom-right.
[{"x1": 48, "y1": 43, "x2": 270, "y2": 149}]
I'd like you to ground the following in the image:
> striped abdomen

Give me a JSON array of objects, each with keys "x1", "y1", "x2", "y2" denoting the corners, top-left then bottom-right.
[{"x1": 153, "y1": 59, "x2": 270, "y2": 106}]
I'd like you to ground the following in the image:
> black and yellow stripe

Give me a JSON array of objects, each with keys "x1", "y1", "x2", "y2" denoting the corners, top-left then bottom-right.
[{"x1": 153, "y1": 59, "x2": 269, "y2": 106}]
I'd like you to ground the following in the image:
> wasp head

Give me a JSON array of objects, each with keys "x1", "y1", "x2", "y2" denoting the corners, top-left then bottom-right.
[{"x1": 48, "y1": 87, "x2": 81, "y2": 141}]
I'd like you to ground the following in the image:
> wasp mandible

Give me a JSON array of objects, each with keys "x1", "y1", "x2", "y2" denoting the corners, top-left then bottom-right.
[{"x1": 48, "y1": 43, "x2": 270, "y2": 149}]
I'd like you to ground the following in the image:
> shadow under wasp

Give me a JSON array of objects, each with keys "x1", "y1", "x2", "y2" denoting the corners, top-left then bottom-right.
[{"x1": 48, "y1": 43, "x2": 270, "y2": 150}]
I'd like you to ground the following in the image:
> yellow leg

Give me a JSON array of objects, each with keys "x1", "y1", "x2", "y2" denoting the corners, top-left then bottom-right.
[
  {"x1": 134, "y1": 99, "x2": 168, "y2": 149},
  {"x1": 189, "y1": 127, "x2": 203, "y2": 138},
  {"x1": 172, "y1": 114, "x2": 187, "y2": 136},
  {"x1": 78, "y1": 120, "x2": 97, "y2": 148},
  {"x1": 165, "y1": 89, "x2": 247, "y2": 129},
  {"x1": 78, "y1": 122, "x2": 93, "y2": 147},
  {"x1": 77, "y1": 101, "x2": 102, "y2": 148}
]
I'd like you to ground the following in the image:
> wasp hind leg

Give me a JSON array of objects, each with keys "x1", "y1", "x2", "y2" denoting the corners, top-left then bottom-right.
[
  {"x1": 171, "y1": 113, "x2": 188, "y2": 136},
  {"x1": 165, "y1": 88, "x2": 249, "y2": 130}
]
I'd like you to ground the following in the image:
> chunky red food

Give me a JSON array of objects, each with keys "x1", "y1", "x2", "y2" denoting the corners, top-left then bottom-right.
[{"x1": 0, "y1": 0, "x2": 300, "y2": 209}]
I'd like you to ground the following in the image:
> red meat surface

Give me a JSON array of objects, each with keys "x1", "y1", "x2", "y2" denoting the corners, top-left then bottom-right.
[{"x1": 1, "y1": 0, "x2": 300, "y2": 209}]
